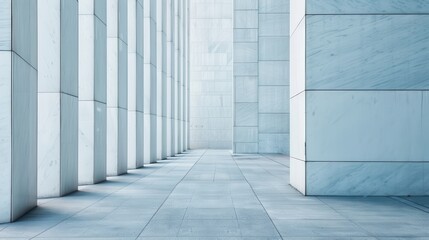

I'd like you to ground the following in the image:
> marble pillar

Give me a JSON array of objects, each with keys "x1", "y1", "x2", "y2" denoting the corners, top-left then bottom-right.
[
  {"x1": 144, "y1": 0, "x2": 158, "y2": 163},
  {"x1": 136, "y1": 0, "x2": 144, "y2": 167},
  {"x1": 166, "y1": 0, "x2": 173, "y2": 157},
  {"x1": 38, "y1": 0, "x2": 79, "y2": 197},
  {"x1": 161, "y1": 0, "x2": 168, "y2": 159},
  {"x1": 177, "y1": 0, "x2": 183, "y2": 153},
  {"x1": 107, "y1": 0, "x2": 128, "y2": 176},
  {"x1": 233, "y1": 0, "x2": 290, "y2": 154},
  {"x1": 127, "y1": 0, "x2": 144, "y2": 169},
  {"x1": 0, "y1": 0, "x2": 37, "y2": 222},
  {"x1": 173, "y1": 0, "x2": 180, "y2": 155},
  {"x1": 156, "y1": 0, "x2": 165, "y2": 160},
  {"x1": 156, "y1": 0, "x2": 162, "y2": 159},
  {"x1": 78, "y1": 0, "x2": 107, "y2": 185},
  {"x1": 183, "y1": 0, "x2": 190, "y2": 151},
  {"x1": 290, "y1": 0, "x2": 429, "y2": 196}
]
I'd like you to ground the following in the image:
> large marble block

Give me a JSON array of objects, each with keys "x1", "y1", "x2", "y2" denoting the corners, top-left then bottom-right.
[
  {"x1": 235, "y1": 77, "x2": 258, "y2": 103},
  {"x1": 259, "y1": 133, "x2": 289, "y2": 154},
  {"x1": 259, "y1": 13, "x2": 289, "y2": 37},
  {"x1": 234, "y1": 0, "x2": 258, "y2": 10},
  {"x1": 259, "y1": 86, "x2": 289, "y2": 113},
  {"x1": 234, "y1": 42, "x2": 258, "y2": 63},
  {"x1": 306, "y1": 0, "x2": 429, "y2": 14},
  {"x1": 259, "y1": 0, "x2": 290, "y2": 13},
  {"x1": 307, "y1": 162, "x2": 429, "y2": 196},
  {"x1": 235, "y1": 103, "x2": 258, "y2": 126},
  {"x1": 259, "y1": 61, "x2": 289, "y2": 86},
  {"x1": 234, "y1": 10, "x2": 258, "y2": 28},
  {"x1": 306, "y1": 15, "x2": 429, "y2": 90},
  {"x1": 259, "y1": 37, "x2": 289, "y2": 61},
  {"x1": 307, "y1": 91, "x2": 429, "y2": 162},
  {"x1": 290, "y1": 0, "x2": 429, "y2": 196}
]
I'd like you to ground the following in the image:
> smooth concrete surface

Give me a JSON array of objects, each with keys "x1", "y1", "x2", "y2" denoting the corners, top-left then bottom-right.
[
  {"x1": 37, "y1": 0, "x2": 79, "y2": 198},
  {"x1": 1, "y1": 150, "x2": 429, "y2": 238},
  {"x1": 290, "y1": 0, "x2": 429, "y2": 196},
  {"x1": 0, "y1": 0, "x2": 38, "y2": 223},
  {"x1": 189, "y1": 0, "x2": 234, "y2": 150},
  {"x1": 233, "y1": 0, "x2": 290, "y2": 154},
  {"x1": 78, "y1": 0, "x2": 108, "y2": 185}
]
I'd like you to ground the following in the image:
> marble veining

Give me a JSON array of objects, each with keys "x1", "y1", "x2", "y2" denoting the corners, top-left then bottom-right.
[
  {"x1": 78, "y1": 101, "x2": 95, "y2": 185},
  {"x1": 37, "y1": 93, "x2": 61, "y2": 197},
  {"x1": 0, "y1": 0, "x2": 11, "y2": 50},
  {"x1": 306, "y1": 91, "x2": 429, "y2": 162},
  {"x1": 306, "y1": 15, "x2": 429, "y2": 90},
  {"x1": 0, "y1": 51, "x2": 12, "y2": 222},
  {"x1": 11, "y1": 53, "x2": 37, "y2": 221},
  {"x1": 307, "y1": 162, "x2": 428, "y2": 196},
  {"x1": 307, "y1": 0, "x2": 429, "y2": 14}
]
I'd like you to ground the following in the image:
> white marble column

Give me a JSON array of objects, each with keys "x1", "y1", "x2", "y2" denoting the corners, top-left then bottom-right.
[
  {"x1": 161, "y1": 0, "x2": 168, "y2": 159},
  {"x1": 0, "y1": 0, "x2": 37, "y2": 223},
  {"x1": 172, "y1": 0, "x2": 179, "y2": 155},
  {"x1": 180, "y1": 0, "x2": 187, "y2": 152},
  {"x1": 156, "y1": 0, "x2": 164, "y2": 160},
  {"x1": 166, "y1": 0, "x2": 173, "y2": 157},
  {"x1": 177, "y1": 0, "x2": 183, "y2": 153},
  {"x1": 107, "y1": 0, "x2": 128, "y2": 176},
  {"x1": 183, "y1": 0, "x2": 190, "y2": 151},
  {"x1": 78, "y1": 0, "x2": 107, "y2": 185},
  {"x1": 136, "y1": 0, "x2": 144, "y2": 168},
  {"x1": 37, "y1": 0, "x2": 79, "y2": 197},
  {"x1": 144, "y1": 0, "x2": 158, "y2": 163},
  {"x1": 127, "y1": 0, "x2": 144, "y2": 169}
]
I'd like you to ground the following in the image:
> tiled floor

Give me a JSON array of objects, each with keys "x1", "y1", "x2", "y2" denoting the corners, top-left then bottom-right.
[{"x1": 1, "y1": 149, "x2": 429, "y2": 239}]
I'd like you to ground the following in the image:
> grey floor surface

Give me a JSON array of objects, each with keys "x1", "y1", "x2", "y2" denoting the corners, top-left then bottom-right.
[{"x1": 1, "y1": 149, "x2": 429, "y2": 239}]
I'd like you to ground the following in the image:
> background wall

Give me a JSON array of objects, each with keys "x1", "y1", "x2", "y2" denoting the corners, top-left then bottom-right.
[
  {"x1": 233, "y1": 0, "x2": 290, "y2": 154},
  {"x1": 189, "y1": 0, "x2": 233, "y2": 149}
]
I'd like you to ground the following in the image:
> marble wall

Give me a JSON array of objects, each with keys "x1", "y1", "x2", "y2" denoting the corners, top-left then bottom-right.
[
  {"x1": 38, "y1": 0, "x2": 79, "y2": 198},
  {"x1": 0, "y1": 0, "x2": 38, "y2": 222},
  {"x1": 107, "y1": 0, "x2": 128, "y2": 176},
  {"x1": 290, "y1": 0, "x2": 429, "y2": 196},
  {"x1": 189, "y1": 0, "x2": 233, "y2": 149},
  {"x1": 78, "y1": 0, "x2": 107, "y2": 185},
  {"x1": 233, "y1": 0, "x2": 290, "y2": 154}
]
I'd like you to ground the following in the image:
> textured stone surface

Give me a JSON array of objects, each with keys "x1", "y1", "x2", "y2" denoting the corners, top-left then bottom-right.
[
  {"x1": 290, "y1": 0, "x2": 429, "y2": 195},
  {"x1": 190, "y1": 0, "x2": 233, "y2": 149}
]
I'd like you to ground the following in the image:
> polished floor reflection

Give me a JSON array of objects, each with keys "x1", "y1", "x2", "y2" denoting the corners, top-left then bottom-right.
[{"x1": 0, "y1": 149, "x2": 428, "y2": 239}]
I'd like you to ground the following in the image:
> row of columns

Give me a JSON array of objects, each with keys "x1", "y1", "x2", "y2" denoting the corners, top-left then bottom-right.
[{"x1": 0, "y1": 0, "x2": 190, "y2": 223}]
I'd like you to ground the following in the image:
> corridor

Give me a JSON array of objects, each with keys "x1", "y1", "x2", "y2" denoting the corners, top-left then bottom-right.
[{"x1": 1, "y1": 150, "x2": 429, "y2": 239}]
